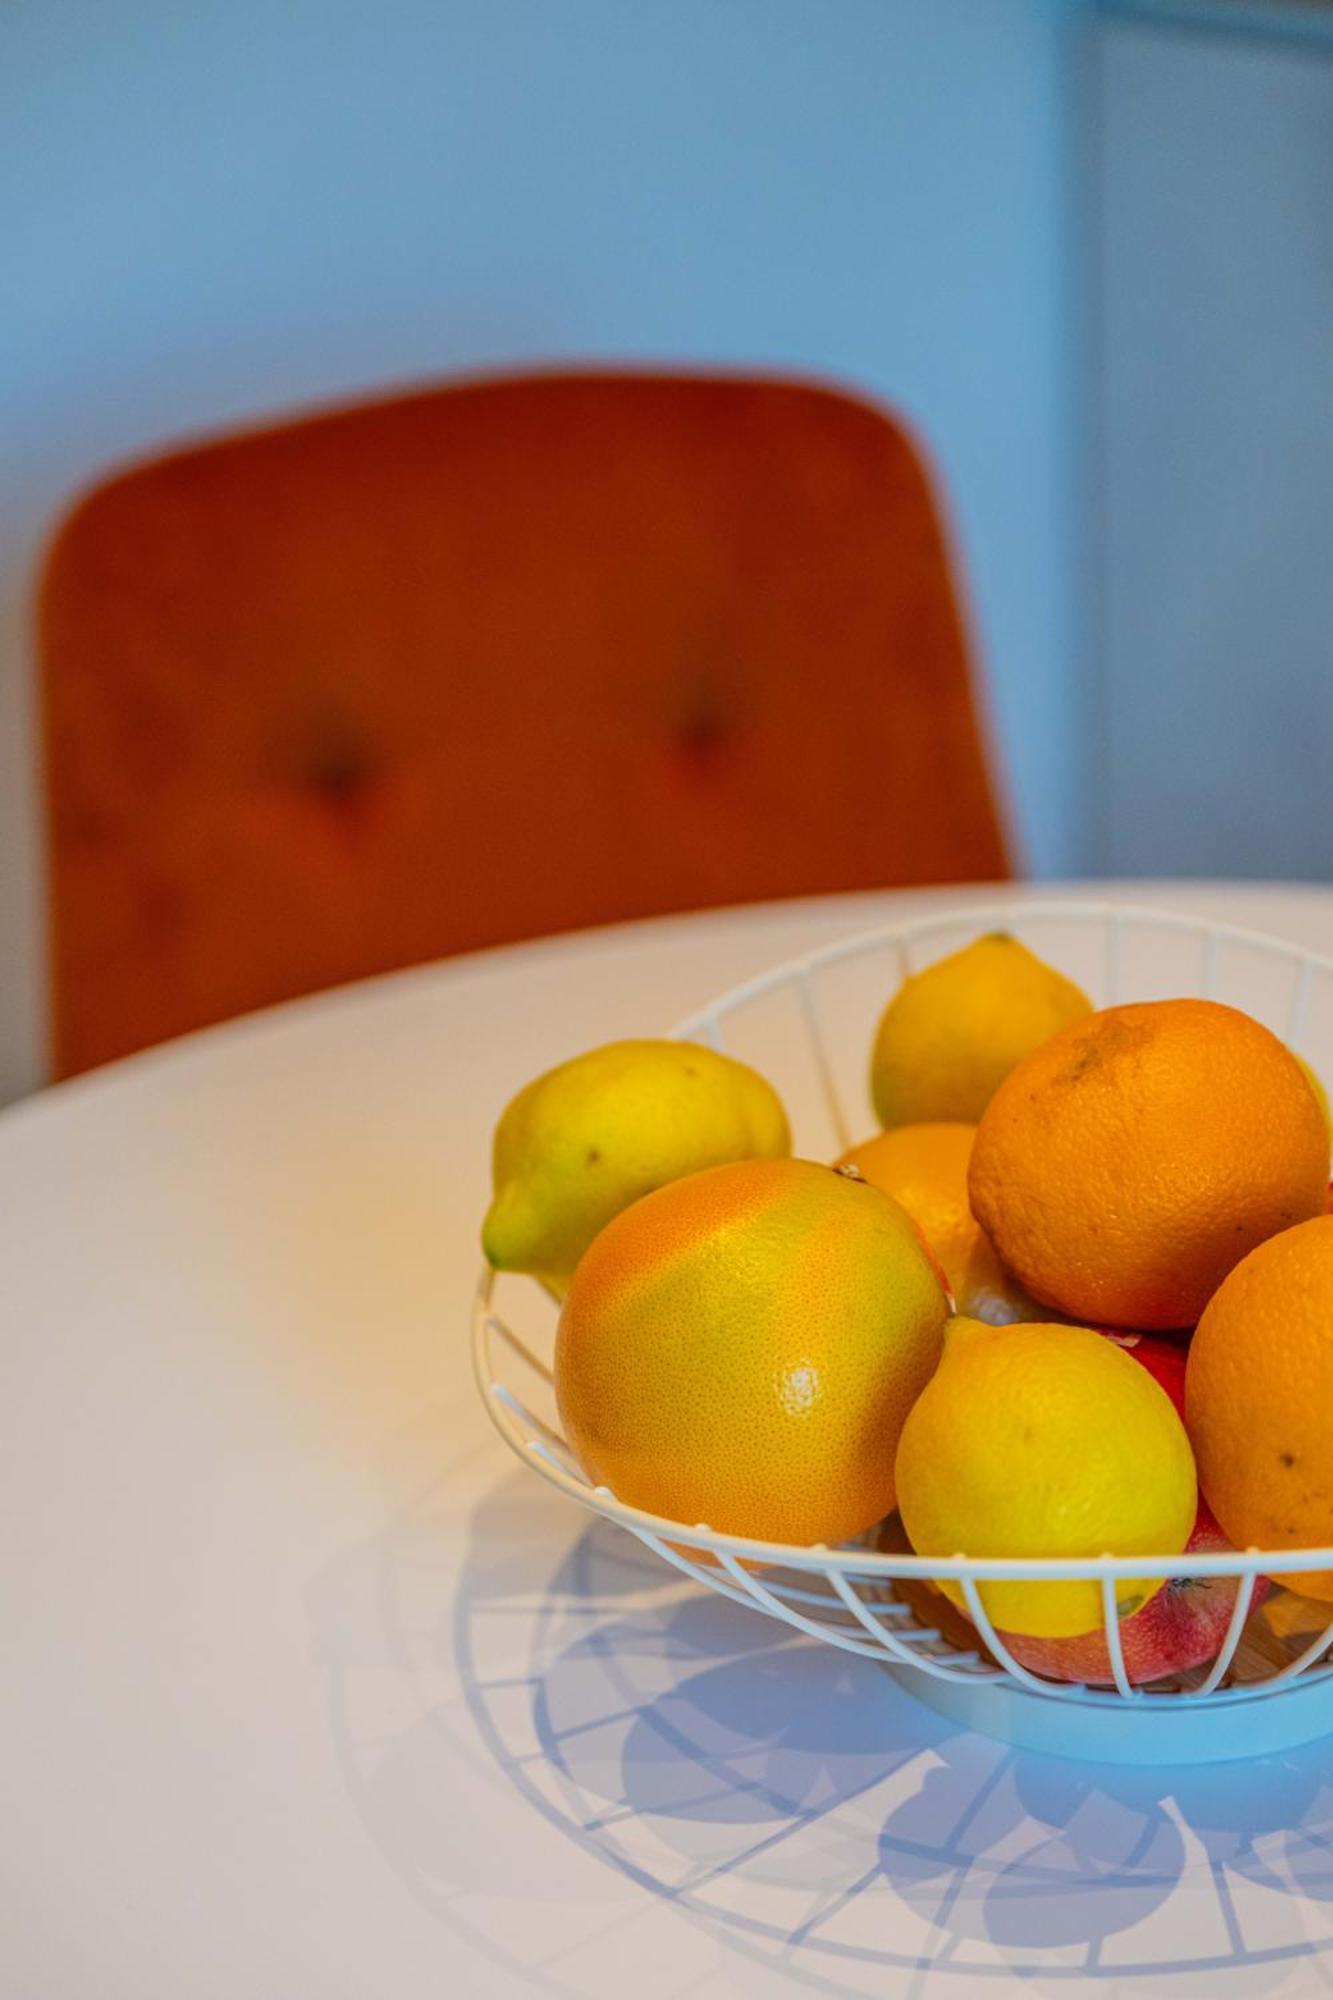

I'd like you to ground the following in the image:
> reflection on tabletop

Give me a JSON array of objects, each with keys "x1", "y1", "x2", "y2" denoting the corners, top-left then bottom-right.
[{"x1": 314, "y1": 1465, "x2": 1333, "y2": 1998}]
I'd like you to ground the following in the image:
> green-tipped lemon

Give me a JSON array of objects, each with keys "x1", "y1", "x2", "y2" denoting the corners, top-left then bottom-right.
[{"x1": 482, "y1": 1039, "x2": 790, "y2": 1293}]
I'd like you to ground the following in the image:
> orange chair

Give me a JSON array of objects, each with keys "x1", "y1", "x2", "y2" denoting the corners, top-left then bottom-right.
[{"x1": 40, "y1": 370, "x2": 1010, "y2": 1078}]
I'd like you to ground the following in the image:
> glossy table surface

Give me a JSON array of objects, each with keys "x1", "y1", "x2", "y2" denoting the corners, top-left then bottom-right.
[{"x1": 9, "y1": 880, "x2": 1333, "y2": 1998}]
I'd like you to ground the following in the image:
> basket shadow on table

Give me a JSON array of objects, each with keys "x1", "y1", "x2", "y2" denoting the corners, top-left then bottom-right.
[{"x1": 442, "y1": 1474, "x2": 1333, "y2": 1993}]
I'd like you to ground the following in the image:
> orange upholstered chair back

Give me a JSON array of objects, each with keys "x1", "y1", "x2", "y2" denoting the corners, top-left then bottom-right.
[{"x1": 40, "y1": 371, "x2": 1008, "y2": 1077}]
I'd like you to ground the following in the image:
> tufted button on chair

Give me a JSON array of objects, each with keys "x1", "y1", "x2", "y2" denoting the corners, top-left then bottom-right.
[{"x1": 40, "y1": 370, "x2": 1010, "y2": 1077}]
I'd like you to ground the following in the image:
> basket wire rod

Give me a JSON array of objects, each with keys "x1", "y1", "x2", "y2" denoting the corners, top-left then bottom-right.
[
  {"x1": 1266, "y1": 1611, "x2": 1333, "y2": 1686},
  {"x1": 486, "y1": 1313, "x2": 555, "y2": 1387},
  {"x1": 1200, "y1": 929, "x2": 1223, "y2": 1001},
  {"x1": 869, "y1": 1621, "x2": 945, "y2": 1650},
  {"x1": 1192, "y1": 1565, "x2": 1258, "y2": 1698},
  {"x1": 693, "y1": 1014, "x2": 726, "y2": 1052},
  {"x1": 626, "y1": 1525, "x2": 780, "y2": 1615},
  {"x1": 523, "y1": 1434, "x2": 591, "y2": 1483},
  {"x1": 488, "y1": 1381, "x2": 586, "y2": 1474},
  {"x1": 821, "y1": 1559, "x2": 947, "y2": 1647},
  {"x1": 763, "y1": 1575, "x2": 915, "y2": 1616},
  {"x1": 1287, "y1": 958, "x2": 1316, "y2": 1047},
  {"x1": 713, "y1": 1548, "x2": 990, "y2": 1683},
  {"x1": 1100, "y1": 1574, "x2": 1139, "y2": 1703},
  {"x1": 957, "y1": 1573, "x2": 1095, "y2": 1701},
  {"x1": 827, "y1": 1565, "x2": 996, "y2": 1680},
  {"x1": 795, "y1": 971, "x2": 851, "y2": 1152},
  {"x1": 1104, "y1": 916, "x2": 1125, "y2": 1006},
  {"x1": 630, "y1": 1531, "x2": 906, "y2": 1664}
]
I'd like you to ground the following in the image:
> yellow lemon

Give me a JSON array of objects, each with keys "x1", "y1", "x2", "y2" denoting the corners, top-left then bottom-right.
[
  {"x1": 870, "y1": 932, "x2": 1090, "y2": 1128},
  {"x1": 895, "y1": 1317, "x2": 1197, "y2": 1638},
  {"x1": 835, "y1": 1123, "x2": 1044, "y2": 1323},
  {"x1": 482, "y1": 1039, "x2": 789, "y2": 1294}
]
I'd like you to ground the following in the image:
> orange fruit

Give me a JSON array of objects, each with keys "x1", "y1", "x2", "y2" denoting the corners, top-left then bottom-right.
[
  {"x1": 836, "y1": 1123, "x2": 1042, "y2": 1323},
  {"x1": 1296, "y1": 1055, "x2": 1332, "y2": 1146},
  {"x1": 1187, "y1": 1215, "x2": 1333, "y2": 1600},
  {"x1": 555, "y1": 1157, "x2": 949, "y2": 1547},
  {"x1": 969, "y1": 998, "x2": 1328, "y2": 1329}
]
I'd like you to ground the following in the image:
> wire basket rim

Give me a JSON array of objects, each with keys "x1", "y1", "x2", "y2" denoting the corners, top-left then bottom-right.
[{"x1": 671, "y1": 895, "x2": 1333, "y2": 1040}]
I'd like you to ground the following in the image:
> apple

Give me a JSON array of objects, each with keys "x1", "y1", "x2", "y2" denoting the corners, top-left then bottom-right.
[{"x1": 994, "y1": 1332, "x2": 1269, "y2": 1688}]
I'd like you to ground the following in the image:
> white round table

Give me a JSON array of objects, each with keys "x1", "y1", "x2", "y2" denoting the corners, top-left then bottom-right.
[{"x1": 9, "y1": 881, "x2": 1333, "y2": 1999}]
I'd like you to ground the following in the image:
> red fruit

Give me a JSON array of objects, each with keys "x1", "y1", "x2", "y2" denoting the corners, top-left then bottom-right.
[{"x1": 994, "y1": 1331, "x2": 1268, "y2": 1688}]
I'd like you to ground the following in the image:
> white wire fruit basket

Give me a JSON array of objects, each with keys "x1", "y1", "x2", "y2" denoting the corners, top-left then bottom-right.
[{"x1": 474, "y1": 901, "x2": 1333, "y2": 1764}]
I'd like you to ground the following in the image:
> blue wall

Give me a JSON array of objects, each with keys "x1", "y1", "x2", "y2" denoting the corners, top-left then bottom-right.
[
  {"x1": 1095, "y1": 11, "x2": 1333, "y2": 878},
  {"x1": 0, "y1": 0, "x2": 1081, "y2": 1100}
]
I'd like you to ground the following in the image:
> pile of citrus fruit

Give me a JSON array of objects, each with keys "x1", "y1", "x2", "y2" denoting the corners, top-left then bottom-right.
[{"x1": 482, "y1": 930, "x2": 1333, "y2": 1687}]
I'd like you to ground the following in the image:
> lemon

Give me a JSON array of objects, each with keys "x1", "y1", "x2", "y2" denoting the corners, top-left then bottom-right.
[
  {"x1": 895, "y1": 1317, "x2": 1197, "y2": 1638},
  {"x1": 870, "y1": 933, "x2": 1090, "y2": 1128},
  {"x1": 482, "y1": 1039, "x2": 790, "y2": 1293}
]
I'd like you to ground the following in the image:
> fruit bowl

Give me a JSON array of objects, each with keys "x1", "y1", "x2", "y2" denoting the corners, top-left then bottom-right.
[{"x1": 474, "y1": 901, "x2": 1333, "y2": 1764}]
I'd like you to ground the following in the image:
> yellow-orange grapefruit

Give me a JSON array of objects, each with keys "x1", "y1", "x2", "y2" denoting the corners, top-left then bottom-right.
[
  {"x1": 1187, "y1": 1215, "x2": 1333, "y2": 1600},
  {"x1": 969, "y1": 999, "x2": 1328, "y2": 1328},
  {"x1": 555, "y1": 1157, "x2": 949, "y2": 1547}
]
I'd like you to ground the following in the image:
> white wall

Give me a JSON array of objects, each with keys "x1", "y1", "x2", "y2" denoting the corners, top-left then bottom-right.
[{"x1": 0, "y1": 0, "x2": 1083, "y2": 1103}]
